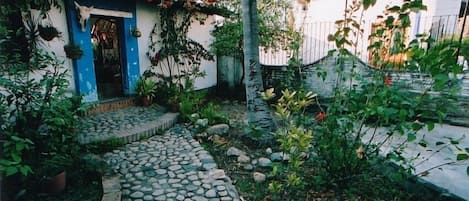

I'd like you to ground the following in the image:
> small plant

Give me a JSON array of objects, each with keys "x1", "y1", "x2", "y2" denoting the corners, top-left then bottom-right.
[
  {"x1": 266, "y1": 89, "x2": 316, "y2": 199},
  {"x1": 135, "y1": 77, "x2": 157, "y2": 106},
  {"x1": 86, "y1": 137, "x2": 125, "y2": 154},
  {"x1": 64, "y1": 43, "x2": 83, "y2": 59},
  {"x1": 39, "y1": 153, "x2": 74, "y2": 177},
  {"x1": 0, "y1": 135, "x2": 34, "y2": 177},
  {"x1": 200, "y1": 103, "x2": 229, "y2": 125},
  {"x1": 179, "y1": 89, "x2": 207, "y2": 121}
]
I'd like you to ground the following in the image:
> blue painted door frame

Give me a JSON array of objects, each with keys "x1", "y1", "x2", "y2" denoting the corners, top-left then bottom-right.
[{"x1": 65, "y1": 0, "x2": 140, "y2": 102}]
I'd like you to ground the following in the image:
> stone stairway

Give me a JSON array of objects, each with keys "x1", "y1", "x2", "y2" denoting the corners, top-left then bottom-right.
[{"x1": 78, "y1": 103, "x2": 179, "y2": 144}]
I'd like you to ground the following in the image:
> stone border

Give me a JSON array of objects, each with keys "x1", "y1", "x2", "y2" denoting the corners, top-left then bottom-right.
[
  {"x1": 80, "y1": 113, "x2": 179, "y2": 144},
  {"x1": 101, "y1": 174, "x2": 122, "y2": 201}
]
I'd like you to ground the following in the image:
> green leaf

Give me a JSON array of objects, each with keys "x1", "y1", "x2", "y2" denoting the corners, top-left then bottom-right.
[
  {"x1": 426, "y1": 122, "x2": 435, "y2": 131},
  {"x1": 11, "y1": 152, "x2": 21, "y2": 163},
  {"x1": 6, "y1": 166, "x2": 18, "y2": 176},
  {"x1": 418, "y1": 140, "x2": 427, "y2": 147},
  {"x1": 387, "y1": 6, "x2": 401, "y2": 12},
  {"x1": 411, "y1": 122, "x2": 423, "y2": 131},
  {"x1": 16, "y1": 143, "x2": 25, "y2": 151},
  {"x1": 457, "y1": 153, "x2": 469, "y2": 161},
  {"x1": 19, "y1": 166, "x2": 32, "y2": 176},
  {"x1": 363, "y1": 0, "x2": 377, "y2": 10},
  {"x1": 407, "y1": 133, "x2": 417, "y2": 142}
]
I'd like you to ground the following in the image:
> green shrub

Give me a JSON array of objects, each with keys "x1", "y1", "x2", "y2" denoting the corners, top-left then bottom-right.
[
  {"x1": 200, "y1": 103, "x2": 228, "y2": 125},
  {"x1": 179, "y1": 90, "x2": 207, "y2": 122}
]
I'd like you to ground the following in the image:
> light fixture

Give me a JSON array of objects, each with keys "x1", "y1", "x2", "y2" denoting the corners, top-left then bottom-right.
[{"x1": 131, "y1": 26, "x2": 141, "y2": 38}]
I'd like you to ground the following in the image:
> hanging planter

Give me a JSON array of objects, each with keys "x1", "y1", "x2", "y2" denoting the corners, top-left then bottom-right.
[
  {"x1": 38, "y1": 25, "x2": 61, "y2": 41},
  {"x1": 64, "y1": 44, "x2": 84, "y2": 60}
]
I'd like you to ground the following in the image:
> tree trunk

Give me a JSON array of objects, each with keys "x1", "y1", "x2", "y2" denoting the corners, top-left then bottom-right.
[{"x1": 242, "y1": 0, "x2": 275, "y2": 134}]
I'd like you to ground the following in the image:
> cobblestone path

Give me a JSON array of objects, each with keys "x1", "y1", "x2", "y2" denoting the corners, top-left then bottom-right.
[
  {"x1": 103, "y1": 126, "x2": 240, "y2": 201},
  {"x1": 78, "y1": 106, "x2": 167, "y2": 143}
]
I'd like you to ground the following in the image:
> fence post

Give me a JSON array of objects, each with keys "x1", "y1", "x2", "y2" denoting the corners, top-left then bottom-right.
[{"x1": 457, "y1": 1, "x2": 468, "y2": 58}]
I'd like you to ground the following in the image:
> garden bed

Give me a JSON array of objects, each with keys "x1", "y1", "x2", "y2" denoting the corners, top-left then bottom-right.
[{"x1": 199, "y1": 100, "x2": 462, "y2": 201}]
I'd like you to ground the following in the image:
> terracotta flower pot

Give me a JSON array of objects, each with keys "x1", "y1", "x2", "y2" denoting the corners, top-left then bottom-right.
[
  {"x1": 141, "y1": 96, "x2": 152, "y2": 106},
  {"x1": 45, "y1": 171, "x2": 66, "y2": 194}
]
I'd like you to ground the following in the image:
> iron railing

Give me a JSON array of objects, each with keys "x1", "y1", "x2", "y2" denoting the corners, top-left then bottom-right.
[{"x1": 259, "y1": 14, "x2": 467, "y2": 67}]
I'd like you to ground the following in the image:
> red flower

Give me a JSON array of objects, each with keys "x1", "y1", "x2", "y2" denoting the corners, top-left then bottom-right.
[
  {"x1": 316, "y1": 112, "x2": 327, "y2": 121},
  {"x1": 384, "y1": 75, "x2": 392, "y2": 87},
  {"x1": 151, "y1": 53, "x2": 160, "y2": 65}
]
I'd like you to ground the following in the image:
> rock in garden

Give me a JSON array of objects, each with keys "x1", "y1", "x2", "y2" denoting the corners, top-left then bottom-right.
[
  {"x1": 270, "y1": 152, "x2": 289, "y2": 162},
  {"x1": 237, "y1": 155, "x2": 250, "y2": 163},
  {"x1": 258, "y1": 158, "x2": 272, "y2": 167},
  {"x1": 206, "y1": 124, "x2": 230, "y2": 136},
  {"x1": 226, "y1": 147, "x2": 245, "y2": 157},
  {"x1": 265, "y1": 148, "x2": 272, "y2": 155},
  {"x1": 209, "y1": 169, "x2": 226, "y2": 180},
  {"x1": 190, "y1": 113, "x2": 200, "y2": 120},
  {"x1": 253, "y1": 172, "x2": 266, "y2": 183},
  {"x1": 243, "y1": 164, "x2": 254, "y2": 171},
  {"x1": 195, "y1": 118, "x2": 209, "y2": 128}
]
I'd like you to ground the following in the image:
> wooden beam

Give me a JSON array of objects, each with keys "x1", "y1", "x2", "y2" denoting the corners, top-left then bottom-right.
[{"x1": 90, "y1": 8, "x2": 133, "y2": 18}]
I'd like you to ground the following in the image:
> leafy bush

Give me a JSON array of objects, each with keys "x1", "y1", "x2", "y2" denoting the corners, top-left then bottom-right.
[
  {"x1": 179, "y1": 90, "x2": 207, "y2": 121},
  {"x1": 0, "y1": 3, "x2": 86, "y2": 199},
  {"x1": 265, "y1": 90, "x2": 315, "y2": 199},
  {"x1": 200, "y1": 103, "x2": 229, "y2": 125}
]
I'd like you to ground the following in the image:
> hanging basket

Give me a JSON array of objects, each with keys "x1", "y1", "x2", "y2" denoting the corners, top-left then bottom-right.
[{"x1": 38, "y1": 25, "x2": 61, "y2": 41}]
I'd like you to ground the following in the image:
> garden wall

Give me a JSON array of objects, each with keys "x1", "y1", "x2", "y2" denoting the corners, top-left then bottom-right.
[{"x1": 136, "y1": 2, "x2": 218, "y2": 91}]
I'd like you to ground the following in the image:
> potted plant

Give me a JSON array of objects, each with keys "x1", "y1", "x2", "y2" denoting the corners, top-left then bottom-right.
[
  {"x1": 37, "y1": 97, "x2": 82, "y2": 194},
  {"x1": 38, "y1": 25, "x2": 61, "y2": 41},
  {"x1": 39, "y1": 153, "x2": 73, "y2": 194},
  {"x1": 167, "y1": 95, "x2": 180, "y2": 112},
  {"x1": 64, "y1": 44, "x2": 84, "y2": 60},
  {"x1": 135, "y1": 78, "x2": 156, "y2": 106}
]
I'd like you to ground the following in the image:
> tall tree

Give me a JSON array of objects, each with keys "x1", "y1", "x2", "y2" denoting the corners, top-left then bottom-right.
[{"x1": 241, "y1": 0, "x2": 275, "y2": 135}]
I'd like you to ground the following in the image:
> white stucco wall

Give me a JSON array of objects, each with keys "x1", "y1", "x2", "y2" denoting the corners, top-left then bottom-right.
[
  {"x1": 136, "y1": 1, "x2": 217, "y2": 90},
  {"x1": 31, "y1": 3, "x2": 75, "y2": 93}
]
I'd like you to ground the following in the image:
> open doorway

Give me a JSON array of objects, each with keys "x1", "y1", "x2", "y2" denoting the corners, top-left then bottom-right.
[{"x1": 90, "y1": 16, "x2": 124, "y2": 100}]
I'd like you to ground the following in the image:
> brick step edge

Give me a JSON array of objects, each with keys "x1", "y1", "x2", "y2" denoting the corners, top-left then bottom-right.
[{"x1": 84, "y1": 98, "x2": 137, "y2": 116}]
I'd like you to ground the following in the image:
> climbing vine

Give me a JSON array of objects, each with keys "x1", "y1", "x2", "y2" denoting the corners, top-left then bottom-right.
[{"x1": 144, "y1": 1, "x2": 228, "y2": 103}]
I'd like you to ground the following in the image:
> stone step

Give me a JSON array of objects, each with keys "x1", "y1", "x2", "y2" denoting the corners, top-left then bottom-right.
[
  {"x1": 85, "y1": 98, "x2": 137, "y2": 115},
  {"x1": 78, "y1": 112, "x2": 179, "y2": 144}
]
